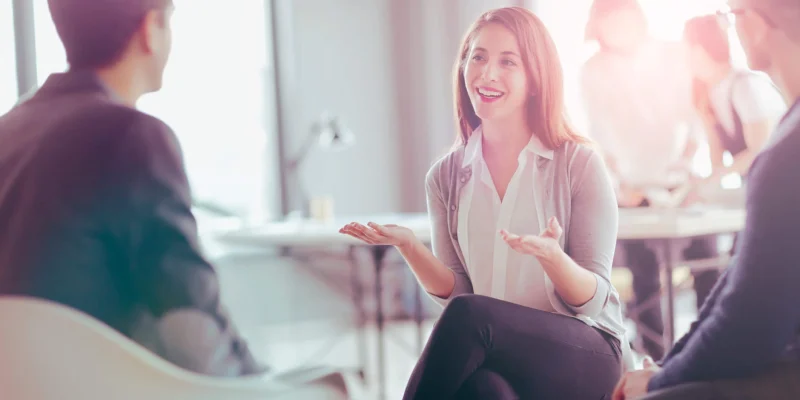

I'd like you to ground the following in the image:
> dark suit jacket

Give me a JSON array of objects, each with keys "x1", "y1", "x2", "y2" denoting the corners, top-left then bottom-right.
[
  {"x1": 649, "y1": 98, "x2": 800, "y2": 391},
  {"x1": 0, "y1": 70, "x2": 265, "y2": 376}
]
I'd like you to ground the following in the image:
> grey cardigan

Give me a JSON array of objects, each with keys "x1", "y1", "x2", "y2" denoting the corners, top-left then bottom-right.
[{"x1": 425, "y1": 139, "x2": 634, "y2": 369}]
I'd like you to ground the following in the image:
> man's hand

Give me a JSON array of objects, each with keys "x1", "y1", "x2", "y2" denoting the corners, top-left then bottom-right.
[{"x1": 612, "y1": 358, "x2": 661, "y2": 400}]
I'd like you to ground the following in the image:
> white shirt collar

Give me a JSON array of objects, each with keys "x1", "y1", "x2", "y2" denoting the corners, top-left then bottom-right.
[{"x1": 462, "y1": 125, "x2": 554, "y2": 167}]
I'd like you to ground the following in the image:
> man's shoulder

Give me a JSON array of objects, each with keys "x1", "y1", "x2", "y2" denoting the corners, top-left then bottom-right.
[
  {"x1": 86, "y1": 102, "x2": 175, "y2": 140},
  {"x1": 67, "y1": 101, "x2": 179, "y2": 155},
  {"x1": 749, "y1": 110, "x2": 800, "y2": 185},
  {"x1": 3, "y1": 93, "x2": 172, "y2": 139},
  {"x1": 764, "y1": 104, "x2": 800, "y2": 151}
]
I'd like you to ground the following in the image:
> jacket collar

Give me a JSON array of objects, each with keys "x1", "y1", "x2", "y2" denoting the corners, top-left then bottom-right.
[{"x1": 28, "y1": 69, "x2": 124, "y2": 105}]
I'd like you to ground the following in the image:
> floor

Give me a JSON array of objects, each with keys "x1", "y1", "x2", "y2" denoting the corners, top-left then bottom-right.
[{"x1": 209, "y1": 241, "x2": 701, "y2": 400}]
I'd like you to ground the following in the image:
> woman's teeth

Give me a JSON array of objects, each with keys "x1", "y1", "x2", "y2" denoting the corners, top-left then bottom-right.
[{"x1": 478, "y1": 88, "x2": 503, "y2": 98}]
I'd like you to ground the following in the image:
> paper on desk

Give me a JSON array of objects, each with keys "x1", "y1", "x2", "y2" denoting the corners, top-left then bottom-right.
[{"x1": 644, "y1": 182, "x2": 693, "y2": 209}]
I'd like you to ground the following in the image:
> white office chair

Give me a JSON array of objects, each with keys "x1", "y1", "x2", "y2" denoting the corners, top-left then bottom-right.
[{"x1": 0, "y1": 296, "x2": 350, "y2": 400}]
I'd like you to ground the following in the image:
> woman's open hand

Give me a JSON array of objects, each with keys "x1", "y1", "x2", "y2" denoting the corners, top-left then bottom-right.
[
  {"x1": 339, "y1": 222, "x2": 416, "y2": 249},
  {"x1": 500, "y1": 216, "x2": 564, "y2": 264}
]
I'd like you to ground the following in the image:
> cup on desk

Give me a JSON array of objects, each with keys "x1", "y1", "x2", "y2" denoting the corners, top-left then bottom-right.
[{"x1": 309, "y1": 195, "x2": 335, "y2": 222}]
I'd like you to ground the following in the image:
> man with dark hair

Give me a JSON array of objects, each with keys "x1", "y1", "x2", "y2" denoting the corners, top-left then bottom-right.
[
  {"x1": 613, "y1": 0, "x2": 800, "y2": 398},
  {"x1": 0, "y1": 0, "x2": 261, "y2": 376},
  {"x1": 49, "y1": 0, "x2": 173, "y2": 70},
  {"x1": 0, "y1": 0, "x2": 332, "y2": 388}
]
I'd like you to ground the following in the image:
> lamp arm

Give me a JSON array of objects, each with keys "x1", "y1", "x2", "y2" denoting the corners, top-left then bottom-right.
[{"x1": 286, "y1": 121, "x2": 322, "y2": 171}]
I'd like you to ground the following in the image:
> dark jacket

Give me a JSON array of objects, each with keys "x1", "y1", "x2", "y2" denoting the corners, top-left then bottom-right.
[
  {"x1": 0, "y1": 70, "x2": 265, "y2": 376},
  {"x1": 649, "y1": 98, "x2": 800, "y2": 391}
]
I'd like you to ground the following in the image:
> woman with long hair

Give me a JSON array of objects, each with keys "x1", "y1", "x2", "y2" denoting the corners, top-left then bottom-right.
[{"x1": 341, "y1": 7, "x2": 630, "y2": 399}]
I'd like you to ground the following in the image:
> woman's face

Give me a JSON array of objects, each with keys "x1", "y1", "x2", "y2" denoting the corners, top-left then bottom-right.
[
  {"x1": 596, "y1": 8, "x2": 646, "y2": 52},
  {"x1": 463, "y1": 23, "x2": 530, "y2": 124}
]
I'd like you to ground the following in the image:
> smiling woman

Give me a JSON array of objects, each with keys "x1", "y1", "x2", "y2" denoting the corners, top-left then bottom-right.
[
  {"x1": 340, "y1": 6, "x2": 631, "y2": 399},
  {"x1": 453, "y1": 6, "x2": 587, "y2": 151}
]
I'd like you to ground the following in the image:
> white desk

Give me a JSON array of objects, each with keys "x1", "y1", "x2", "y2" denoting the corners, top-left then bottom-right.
[
  {"x1": 220, "y1": 207, "x2": 745, "y2": 399},
  {"x1": 222, "y1": 213, "x2": 431, "y2": 248},
  {"x1": 618, "y1": 207, "x2": 745, "y2": 240},
  {"x1": 616, "y1": 207, "x2": 745, "y2": 350},
  {"x1": 221, "y1": 213, "x2": 430, "y2": 400}
]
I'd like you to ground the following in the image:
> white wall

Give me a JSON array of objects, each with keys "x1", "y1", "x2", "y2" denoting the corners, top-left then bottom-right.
[
  {"x1": 279, "y1": 0, "x2": 521, "y2": 215},
  {"x1": 278, "y1": 0, "x2": 401, "y2": 216}
]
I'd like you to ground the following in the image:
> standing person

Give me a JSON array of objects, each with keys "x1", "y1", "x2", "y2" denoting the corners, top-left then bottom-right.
[
  {"x1": 581, "y1": 0, "x2": 721, "y2": 360},
  {"x1": 341, "y1": 7, "x2": 631, "y2": 399},
  {"x1": 614, "y1": 1, "x2": 800, "y2": 398}
]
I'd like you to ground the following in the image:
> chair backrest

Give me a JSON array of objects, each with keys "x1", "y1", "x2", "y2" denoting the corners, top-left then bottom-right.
[{"x1": 0, "y1": 296, "x2": 348, "y2": 400}]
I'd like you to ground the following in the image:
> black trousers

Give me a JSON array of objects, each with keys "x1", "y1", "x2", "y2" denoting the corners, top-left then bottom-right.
[
  {"x1": 403, "y1": 295, "x2": 622, "y2": 400},
  {"x1": 623, "y1": 237, "x2": 720, "y2": 360}
]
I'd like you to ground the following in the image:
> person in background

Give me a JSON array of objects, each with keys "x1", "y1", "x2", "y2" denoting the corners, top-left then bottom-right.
[
  {"x1": 581, "y1": 0, "x2": 721, "y2": 361},
  {"x1": 341, "y1": 6, "x2": 631, "y2": 400},
  {"x1": 683, "y1": 14, "x2": 786, "y2": 193},
  {"x1": 613, "y1": 0, "x2": 800, "y2": 398}
]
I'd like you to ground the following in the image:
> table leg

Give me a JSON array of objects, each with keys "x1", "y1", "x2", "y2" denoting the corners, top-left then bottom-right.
[
  {"x1": 414, "y1": 278, "x2": 423, "y2": 354},
  {"x1": 661, "y1": 239, "x2": 676, "y2": 350},
  {"x1": 348, "y1": 246, "x2": 367, "y2": 382},
  {"x1": 372, "y1": 245, "x2": 389, "y2": 400}
]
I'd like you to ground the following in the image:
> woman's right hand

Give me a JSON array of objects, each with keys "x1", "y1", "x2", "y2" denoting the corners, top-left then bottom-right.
[{"x1": 339, "y1": 222, "x2": 416, "y2": 249}]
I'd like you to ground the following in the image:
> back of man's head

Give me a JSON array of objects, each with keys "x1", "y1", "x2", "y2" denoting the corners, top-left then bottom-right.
[{"x1": 48, "y1": 0, "x2": 172, "y2": 70}]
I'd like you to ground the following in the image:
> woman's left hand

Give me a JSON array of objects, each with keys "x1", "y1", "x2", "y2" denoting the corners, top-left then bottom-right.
[{"x1": 500, "y1": 216, "x2": 564, "y2": 263}]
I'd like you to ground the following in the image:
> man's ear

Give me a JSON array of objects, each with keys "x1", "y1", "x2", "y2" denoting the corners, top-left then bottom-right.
[{"x1": 137, "y1": 9, "x2": 165, "y2": 55}]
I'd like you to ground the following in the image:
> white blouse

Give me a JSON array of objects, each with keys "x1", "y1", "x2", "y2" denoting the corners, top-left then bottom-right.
[
  {"x1": 708, "y1": 69, "x2": 787, "y2": 136},
  {"x1": 457, "y1": 128, "x2": 555, "y2": 312}
]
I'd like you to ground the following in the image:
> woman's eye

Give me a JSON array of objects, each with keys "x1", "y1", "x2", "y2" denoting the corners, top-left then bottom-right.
[
  {"x1": 502, "y1": 59, "x2": 517, "y2": 67},
  {"x1": 472, "y1": 55, "x2": 485, "y2": 62}
]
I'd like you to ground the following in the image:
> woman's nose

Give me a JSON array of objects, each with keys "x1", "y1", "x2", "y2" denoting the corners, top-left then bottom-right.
[{"x1": 480, "y1": 62, "x2": 499, "y2": 81}]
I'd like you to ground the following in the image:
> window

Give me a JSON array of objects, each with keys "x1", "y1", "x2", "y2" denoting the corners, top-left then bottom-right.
[
  {"x1": 31, "y1": 0, "x2": 278, "y2": 222},
  {"x1": 139, "y1": 1, "x2": 275, "y2": 222},
  {"x1": 33, "y1": 0, "x2": 68, "y2": 85},
  {"x1": 0, "y1": 4, "x2": 18, "y2": 113}
]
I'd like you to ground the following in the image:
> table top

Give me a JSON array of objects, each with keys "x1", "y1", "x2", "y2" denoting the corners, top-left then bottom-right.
[
  {"x1": 219, "y1": 213, "x2": 430, "y2": 247},
  {"x1": 617, "y1": 207, "x2": 745, "y2": 240},
  {"x1": 218, "y1": 207, "x2": 746, "y2": 248}
]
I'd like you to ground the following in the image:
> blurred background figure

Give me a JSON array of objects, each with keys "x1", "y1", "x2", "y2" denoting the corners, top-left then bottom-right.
[
  {"x1": 683, "y1": 14, "x2": 787, "y2": 202},
  {"x1": 580, "y1": 0, "x2": 720, "y2": 361}
]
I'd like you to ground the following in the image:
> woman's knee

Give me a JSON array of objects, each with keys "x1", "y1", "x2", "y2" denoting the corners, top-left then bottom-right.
[
  {"x1": 442, "y1": 294, "x2": 492, "y2": 323},
  {"x1": 456, "y1": 368, "x2": 519, "y2": 400}
]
